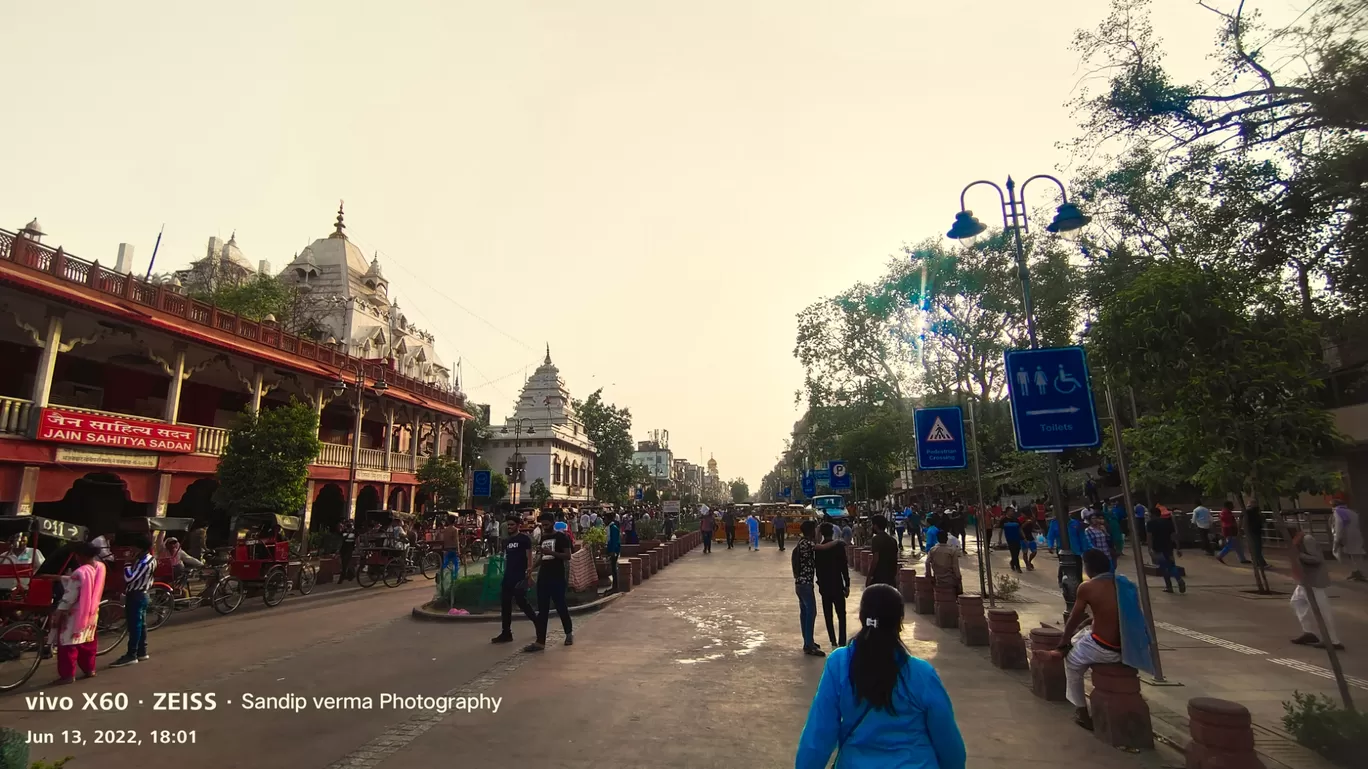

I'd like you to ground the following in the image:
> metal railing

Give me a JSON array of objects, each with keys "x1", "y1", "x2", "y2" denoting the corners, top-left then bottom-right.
[
  {"x1": 358, "y1": 447, "x2": 387, "y2": 470},
  {"x1": 0, "y1": 395, "x2": 31, "y2": 436},
  {"x1": 0, "y1": 228, "x2": 467, "y2": 411},
  {"x1": 318, "y1": 442, "x2": 351, "y2": 466},
  {"x1": 192, "y1": 424, "x2": 230, "y2": 455}
]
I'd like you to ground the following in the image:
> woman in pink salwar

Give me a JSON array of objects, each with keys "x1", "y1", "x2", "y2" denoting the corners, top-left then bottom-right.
[{"x1": 51, "y1": 543, "x2": 105, "y2": 684}]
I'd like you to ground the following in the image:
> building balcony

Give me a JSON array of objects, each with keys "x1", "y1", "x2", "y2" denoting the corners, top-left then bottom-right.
[{"x1": 0, "y1": 395, "x2": 419, "y2": 473}]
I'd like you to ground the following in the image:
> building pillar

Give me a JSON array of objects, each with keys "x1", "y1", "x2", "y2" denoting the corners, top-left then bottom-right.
[
  {"x1": 303, "y1": 479, "x2": 316, "y2": 531},
  {"x1": 29, "y1": 312, "x2": 64, "y2": 432},
  {"x1": 155, "y1": 473, "x2": 172, "y2": 517},
  {"x1": 456, "y1": 417, "x2": 465, "y2": 467},
  {"x1": 347, "y1": 403, "x2": 364, "y2": 520},
  {"x1": 163, "y1": 346, "x2": 187, "y2": 424},
  {"x1": 383, "y1": 407, "x2": 396, "y2": 471},
  {"x1": 381, "y1": 482, "x2": 390, "y2": 511},
  {"x1": 250, "y1": 367, "x2": 265, "y2": 416},
  {"x1": 410, "y1": 416, "x2": 421, "y2": 469},
  {"x1": 16, "y1": 466, "x2": 40, "y2": 516}
]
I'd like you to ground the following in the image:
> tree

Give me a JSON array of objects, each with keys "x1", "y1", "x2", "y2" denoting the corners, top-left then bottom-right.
[
  {"x1": 215, "y1": 400, "x2": 321, "y2": 518},
  {"x1": 163, "y1": 269, "x2": 331, "y2": 338},
  {"x1": 1089, "y1": 259, "x2": 1344, "y2": 501},
  {"x1": 730, "y1": 479, "x2": 750, "y2": 503},
  {"x1": 529, "y1": 478, "x2": 552, "y2": 508},
  {"x1": 418, "y1": 455, "x2": 464, "y2": 510},
  {"x1": 642, "y1": 486, "x2": 659, "y2": 505},
  {"x1": 575, "y1": 389, "x2": 637, "y2": 503},
  {"x1": 486, "y1": 472, "x2": 510, "y2": 504}
]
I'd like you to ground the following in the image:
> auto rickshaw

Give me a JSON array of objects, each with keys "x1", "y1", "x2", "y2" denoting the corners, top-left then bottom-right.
[{"x1": 0, "y1": 516, "x2": 127, "y2": 691}]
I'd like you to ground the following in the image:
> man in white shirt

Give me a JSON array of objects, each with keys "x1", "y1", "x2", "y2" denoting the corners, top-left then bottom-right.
[
  {"x1": 0, "y1": 533, "x2": 45, "y2": 598},
  {"x1": 579, "y1": 510, "x2": 592, "y2": 533},
  {"x1": 1191, "y1": 500, "x2": 1213, "y2": 554}
]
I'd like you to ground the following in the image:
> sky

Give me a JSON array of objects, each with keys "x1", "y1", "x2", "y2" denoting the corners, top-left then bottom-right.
[{"x1": 1, "y1": 1, "x2": 1304, "y2": 487}]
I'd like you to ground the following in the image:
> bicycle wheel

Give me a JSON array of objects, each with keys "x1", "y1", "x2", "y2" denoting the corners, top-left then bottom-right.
[
  {"x1": 296, "y1": 564, "x2": 317, "y2": 595},
  {"x1": 421, "y1": 550, "x2": 441, "y2": 579},
  {"x1": 263, "y1": 567, "x2": 289, "y2": 607},
  {"x1": 0, "y1": 621, "x2": 44, "y2": 692},
  {"x1": 357, "y1": 563, "x2": 378, "y2": 588},
  {"x1": 96, "y1": 599, "x2": 128, "y2": 656},
  {"x1": 146, "y1": 586, "x2": 174, "y2": 631},
  {"x1": 382, "y1": 559, "x2": 404, "y2": 588},
  {"x1": 212, "y1": 577, "x2": 245, "y2": 615}
]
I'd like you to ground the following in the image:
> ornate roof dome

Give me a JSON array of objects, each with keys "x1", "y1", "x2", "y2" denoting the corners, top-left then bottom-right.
[
  {"x1": 365, "y1": 255, "x2": 384, "y2": 279},
  {"x1": 219, "y1": 232, "x2": 254, "y2": 272},
  {"x1": 296, "y1": 204, "x2": 370, "y2": 275}
]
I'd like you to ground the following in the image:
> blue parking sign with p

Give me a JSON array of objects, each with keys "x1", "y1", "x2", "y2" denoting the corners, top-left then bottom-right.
[
  {"x1": 828, "y1": 460, "x2": 851, "y2": 490},
  {"x1": 472, "y1": 470, "x2": 492, "y2": 497},
  {"x1": 801, "y1": 472, "x2": 816, "y2": 497}
]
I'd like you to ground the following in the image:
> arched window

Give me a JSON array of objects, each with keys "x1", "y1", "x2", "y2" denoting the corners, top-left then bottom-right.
[{"x1": 553, "y1": 458, "x2": 561, "y2": 485}]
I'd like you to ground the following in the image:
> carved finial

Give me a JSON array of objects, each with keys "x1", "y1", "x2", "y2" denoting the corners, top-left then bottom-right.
[
  {"x1": 330, "y1": 200, "x2": 347, "y2": 239},
  {"x1": 545, "y1": 343, "x2": 551, "y2": 366}
]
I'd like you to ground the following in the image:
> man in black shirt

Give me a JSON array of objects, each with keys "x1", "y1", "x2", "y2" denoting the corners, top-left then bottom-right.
[
  {"x1": 815, "y1": 522, "x2": 849, "y2": 647},
  {"x1": 722, "y1": 507, "x2": 736, "y2": 549},
  {"x1": 1147, "y1": 509, "x2": 1186, "y2": 593},
  {"x1": 491, "y1": 518, "x2": 537, "y2": 644},
  {"x1": 866, "y1": 515, "x2": 899, "y2": 587},
  {"x1": 525, "y1": 512, "x2": 574, "y2": 652}
]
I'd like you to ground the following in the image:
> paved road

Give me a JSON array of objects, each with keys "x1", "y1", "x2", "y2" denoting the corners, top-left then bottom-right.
[{"x1": 5, "y1": 541, "x2": 1216, "y2": 769}]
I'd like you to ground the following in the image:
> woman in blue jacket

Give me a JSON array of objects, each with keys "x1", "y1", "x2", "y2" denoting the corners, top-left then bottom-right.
[{"x1": 795, "y1": 584, "x2": 966, "y2": 769}]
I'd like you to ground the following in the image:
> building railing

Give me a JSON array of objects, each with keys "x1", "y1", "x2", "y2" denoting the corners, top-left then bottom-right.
[
  {"x1": 0, "y1": 396, "x2": 31, "y2": 436},
  {"x1": 0, "y1": 397, "x2": 416, "y2": 473},
  {"x1": 0, "y1": 228, "x2": 467, "y2": 412}
]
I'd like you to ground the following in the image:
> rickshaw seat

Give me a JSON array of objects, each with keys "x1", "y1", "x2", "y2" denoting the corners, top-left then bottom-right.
[
  {"x1": 0, "y1": 563, "x2": 33, "y2": 581},
  {"x1": 23, "y1": 575, "x2": 57, "y2": 606}
]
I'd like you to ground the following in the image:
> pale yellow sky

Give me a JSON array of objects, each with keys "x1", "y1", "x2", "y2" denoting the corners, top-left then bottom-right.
[{"x1": 1, "y1": 1, "x2": 1298, "y2": 486}]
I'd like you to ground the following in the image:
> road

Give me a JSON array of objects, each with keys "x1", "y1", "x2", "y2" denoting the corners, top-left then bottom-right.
[{"x1": 6, "y1": 541, "x2": 1185, "y2": 769}]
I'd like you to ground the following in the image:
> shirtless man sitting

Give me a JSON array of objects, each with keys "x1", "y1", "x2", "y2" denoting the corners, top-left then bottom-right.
[{"x1": 1058, "y1": 548, "x2": 1122, "y2": 731}]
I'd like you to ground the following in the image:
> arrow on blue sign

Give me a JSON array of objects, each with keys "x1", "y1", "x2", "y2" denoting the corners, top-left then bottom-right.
[
  {"x1": 1004, "y1": 345, "x2": 1102, "y2": 451},
  {"x1": 913, "y1": 406, "x2": 967, "y2": 470}
]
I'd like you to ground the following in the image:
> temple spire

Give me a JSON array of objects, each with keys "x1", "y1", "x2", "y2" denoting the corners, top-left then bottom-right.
[
  {"x1": 544, "y1": 343, "x2": 551, "y2": 365},
  {"x1": 330, "y1": 200, "x2": 347, "y2": 239}
]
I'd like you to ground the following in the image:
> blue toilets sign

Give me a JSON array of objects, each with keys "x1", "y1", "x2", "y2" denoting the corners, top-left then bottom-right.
[
  {"x1": 913, "y1": 406, "x2": 967, "y2": 470},
  {"x1": 1004, "y1": 345, "x2": 1102, "y2": 451}
]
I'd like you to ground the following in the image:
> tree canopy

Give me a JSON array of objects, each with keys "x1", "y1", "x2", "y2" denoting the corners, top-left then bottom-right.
[
  {"x1": 574, "y1": 389, "x2": 636, "y2": 504},
  {"x1": 215, "y1": 400, "x2": 321, "y2": 518}
]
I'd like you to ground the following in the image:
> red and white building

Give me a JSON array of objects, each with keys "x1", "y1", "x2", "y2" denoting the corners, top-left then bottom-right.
[{"x1": 0, "y1": 211, "x2": 473, "y2": 537}]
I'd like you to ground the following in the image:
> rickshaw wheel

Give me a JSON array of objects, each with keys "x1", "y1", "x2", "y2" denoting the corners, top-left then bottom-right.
[
  {"x1": 96, "y1": 599, "x2": 128, "y2": 656},
  {"x1": 263, "y1": 567, "x2": 289, "y2": 607},
  {"x1": 146, "y1": 586, "x2": 174, "y2": 631},
  {"x1": 382, "y1": 559, "x2": 404, "y2": 588},
  {"x1": 0, "y1": 621, "x2": 44, "y2": 693},
  {"x1": 420, "y1": 550, "x2": 441, "y2": 579},
  {"x1": 212, "y1": 577, "x2": 245, "y2": 614},
  {"x1": 296, "y1": 564, "x2": 317, "y2": 595},
  {"x1": 356, "y1": 564, "x2": 378, "y2": 588}
]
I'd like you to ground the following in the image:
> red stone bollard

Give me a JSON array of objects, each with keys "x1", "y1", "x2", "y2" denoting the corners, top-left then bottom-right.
[
  {"x1": 1090, "y1": 664, "x2": 1154, "y2": 751},
  {"x1": 1028, "y1": 627, "x2": 1066, "y2": 701},
  {"x1": 958, "y1": 595, "x2": 989, "y2": 646},
  {"x1": 933, "y1": 580, "x2": 959, "y2": 628},
  {"x1": 898, "y1": 567, "x2": 918, "y2": 602},
  {"x1": 987, "y1": 609, "x2": 1027, "y2": 669},
  {"x1": 914, "y1": 575, "x2": 936, "y2": 615},
  {"x1": 860, "y1": 549, "x2": 873, "y2": 573},
  {"x1": 1185, "y1": 698, "x2": 1263, "y2": 769},
  {"x1": 846, "y1": 544, "x2": 856, "y2": 570},
  {"x1": 627, "y1": 557, "x2": 642, "y2": 586},
  {"x1": 619, "y1": 560, "x2": 633, "y2": 593}
]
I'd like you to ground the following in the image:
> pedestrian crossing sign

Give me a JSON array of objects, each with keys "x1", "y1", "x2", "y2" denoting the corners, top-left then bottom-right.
[
  {"x1": 913, "y1": 406, "x2": 967, "y2": 470},
  {"x1": 925, "y1": 417, "x2": 955, "y2": 442}
]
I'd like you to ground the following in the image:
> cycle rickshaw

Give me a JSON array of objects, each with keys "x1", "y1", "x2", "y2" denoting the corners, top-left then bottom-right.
[
  {"x1": 0, "y1": 516, "x2": 127, "y2": 692},
  {"x1": 214, "y1": 512, "x2": 311, "y2": 613}
]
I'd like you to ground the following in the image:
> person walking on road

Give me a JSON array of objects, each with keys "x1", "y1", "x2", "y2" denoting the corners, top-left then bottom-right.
[
  {"x1": 700, "y1": 507, "x2": 715, "y2": 553},
  {"x1": 866, "y1": 515, "x2": 899, "y2": 587},
  {"x1": 815, "y1": 522, "x2": 849, "y2": 648},
  {"x1": 1288, "y1": 526, "x2": 1343, "y2": 650},
  {"x1": 337, "y1": 520, "x2": 357, "y2": 583},
  {"x1": 1148, "y1": 507, "x2": 1186, "y2": 593},
  {"x1": 490, "y1": 521, "x2": 536, "y2": 645},
  {"x1": 1217, "y1": 502, "x2": 1250, "y2": 564},
  {"x1": 50, "y1": 542, "x2": 105, "y2": 684},
  {"x1": 1084, "y1": 513, "x2": 1114, "y2": 568},
  {"x1": 773, "y1": 509, "x2": 787, "y2": 551},
  {"x1": 795, "y1": 583, "x2": 967, "y2": 769},
  {"x1": 895, "y1": 507, "x2": 908, "y2": 550},
  {"x1": 605, "y1": 512, "x2": 622, "y2": 592},
  {"x1": 793, "y1": 520, "x2": 824, "y2": 657},
  {"x1": 1332, "y1": 502, "x2": 1365, "y2": 582},
  {"x1": 525, "y1": 512, "x2": 574, "y2": 652},
  {"x1": 1191, "y1": 500, "x2": 1214, "y2": 555},
  {"x1": 747, "y1": 511, "x2": 761, "y2": 551},
  {"x1": 110, "y1": 535, "x2": 154, "y2": 668},
  {"x1": 722, "y1": 507, "x2": 737, "y2": 550},
  {"x1": 1002, "y1": 511, "x2": 1023, "y2": 573}
]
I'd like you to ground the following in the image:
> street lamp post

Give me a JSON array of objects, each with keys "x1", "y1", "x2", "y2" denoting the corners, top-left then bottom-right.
[
  {"x1": 948, "y1": 174, "x2": 1091, "y2": 617},
  {"x1": 501, "y1": 417, "x2": 536, "y2": 507},
  {"x1": 332, "y1": 361, "x2": 388, "y2": 521}
]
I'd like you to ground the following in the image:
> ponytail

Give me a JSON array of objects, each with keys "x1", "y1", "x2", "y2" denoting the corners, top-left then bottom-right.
[{"x1": 848, "y1": 584, "x2": 909, "y2": 713}]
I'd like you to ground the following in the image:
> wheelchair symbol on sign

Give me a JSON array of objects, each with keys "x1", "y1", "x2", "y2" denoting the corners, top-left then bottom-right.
[{"x1": 1053, "y1": 365, "x2": 1081, "y2": 394}]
